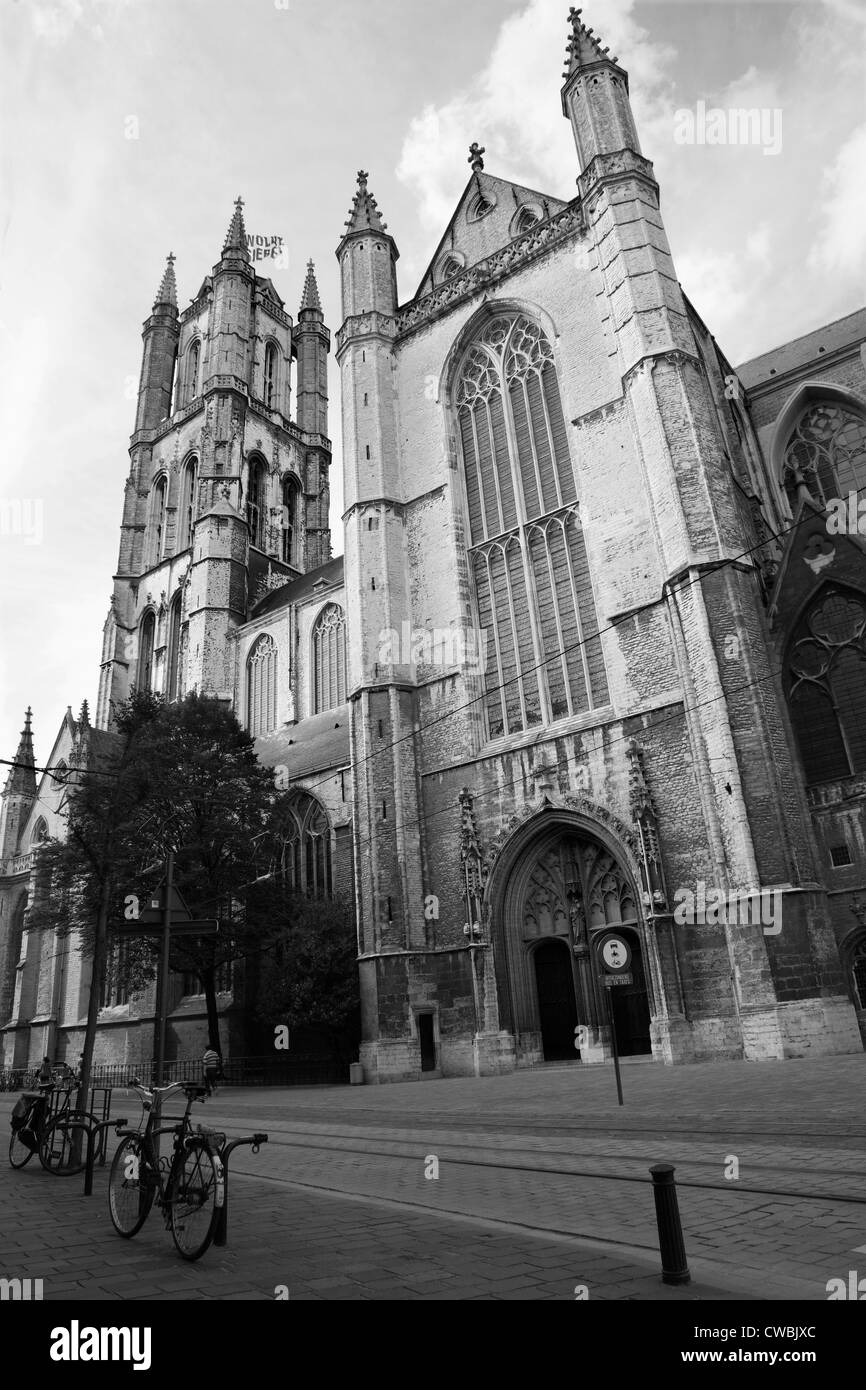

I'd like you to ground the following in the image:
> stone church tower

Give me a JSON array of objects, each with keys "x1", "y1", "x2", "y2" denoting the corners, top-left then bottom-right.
[
  {"x1": 96, "y1": 201, "x2": 332, "y2": 727},
  {"x1": 337, "y1": 9, "x2": 864, "y2": 1079}
]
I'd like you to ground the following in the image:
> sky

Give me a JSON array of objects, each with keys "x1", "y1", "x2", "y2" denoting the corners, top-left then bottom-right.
[{"x1": 0, "y1": 0, "x2": 864, "y2": 775}]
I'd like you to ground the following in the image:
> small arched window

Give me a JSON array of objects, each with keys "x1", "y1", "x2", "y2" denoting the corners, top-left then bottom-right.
[
  {"x1": 264, "y1": 342, "x2": 278, "y2": 410},
  {"x1": 468, "y1": 194, "x2": 493, "y2": 222},
  {"x1": 281, "y1": 478, "x2": 299, "y2": 566},
  {"x1": 313, "y1": 604, "x2": 347, "y2": 713},
  {"x1": 247, "y1": 633, "x2": 278, "y2": 735},
  {"x1": 180, "y1": 458, "x2": 198, "y2": 550},
  {"x1": 186, "y1": 340, "x2": 201, "y2": 405},
  {"x1": 782, "y1": 402, "x2": 866, "y2": 509},
  {"x1": 439, "y1": 255, "x2": 462, "y2": 282},
  {"x1": 247, "y1": 458, "x2": 266, "y2": 550},
  {"x1": 514, "y1": 206, "x2": 540, "y2": 234},
  {"x1": 138, "y1": 611, "x2": 156, "y2": 692},
  {"x1": 786, "y1": 586, "x2": 866, "y2": 783},
  {"x1": 167, "y1": 594, "x2": 183, "y2": 701},
  {"x1": 150, "y1": 478, "x2": 167, "y2": 566},
  {"x1": 30, "y1": 817, "x2": 48, "y2": 848}
]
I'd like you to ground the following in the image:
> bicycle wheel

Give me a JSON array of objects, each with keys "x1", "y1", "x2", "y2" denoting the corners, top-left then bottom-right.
[
  {"x1": 9, "y1": 1126, "x2": 36, "y2": 1168},
  {"x1": 108, "y1": 1134, "x2": 156, "y2": 1237},
  {"x1": 169, "y1": 1141, "x2": 221, "y2": 1261},
  {"x1": 39, "y1": 1115, "x2": 91, "y2": 1175}
]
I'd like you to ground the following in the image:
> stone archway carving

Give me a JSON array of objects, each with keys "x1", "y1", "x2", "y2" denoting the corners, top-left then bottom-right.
[{"x1": 479, "y1": 796, "x2": 661, "y2": 1061}]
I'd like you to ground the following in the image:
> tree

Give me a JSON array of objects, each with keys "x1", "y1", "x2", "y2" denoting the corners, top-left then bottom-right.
[
  {"x1": 108, "y1": 692, "x2": 282, "y2": 1058},
  {"x1": 251, "y1": 891, "x2": 360, "y2": 1066},
  {"x1": 27, "y1": 690, "x2": 164, "y2": 1113}
]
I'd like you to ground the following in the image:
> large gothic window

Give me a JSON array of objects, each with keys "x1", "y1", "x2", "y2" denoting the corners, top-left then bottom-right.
[
  {"x1": 99, "y1": 937, "x2": 131, "y2": 1008},
  {"x1": 247, "y1": 459, "x2": 266, "y2": 550},
  {"x1": 150, "y1": 477, "x2": 167, "y2": 567},
  {"x1": 247, "y1": 632, "x2": 278, "y2": 735},
  {"x1": 782, "y1": 403, "x2": 866, "y2": 509},
  {"x1": 167, "y1": 594, "x2": 183, "y2": 701},
  {"x1": 138, "y1": 611, "x2": 156, "y2": 692},
  {"x1": 786, "y1": 587, "x2": 866, "y2": 783},
  {"x1": 186, "y1": 340, "x2": 200, "y2": 405},
  {"x1": 30, "y1": 817, "x2": 48, "y2": 848},
  {"x1": 455, "y1": 314, "x2": 608, "y2": 738},
  {"x1": 264, "y1": 342, "x2": 278, "y2": 410},
  {"x1": 276, "y1": 791, "x2": 333, "y2": 897},
  {"x1": 313, "y1": 604, "x2": 347, "y2": 712},
  {"x1": 282, "y1": 477, "x2": 299, "y2": 566},
  {"x1": 180, "y1": 457, "x2": 198, "y2": 550}
]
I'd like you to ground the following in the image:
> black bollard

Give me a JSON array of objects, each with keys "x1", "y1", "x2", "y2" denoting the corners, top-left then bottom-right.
[{"x1": 649, "y1": 1163, "x2": 690, "y2": 1285}]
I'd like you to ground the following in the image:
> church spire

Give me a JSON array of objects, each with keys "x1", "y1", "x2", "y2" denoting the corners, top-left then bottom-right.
[
  {"x1": 300, "y1": 259, "x2": 322, "y2": 313},
  {"x1": 153, "y1": 252, "x2": 177, "y2": 311},
  {"x1": 561, "y1": 6, "x2": 640, "y2": 165},
  {"x1": 562, "y1": 7, "x2": 622, "y2": 83},
  {"x1": 343, "y1": 170, "x2": 389, "y2": 237},
  {"x1": 4, "y1": 708, "x2": 36, "y2": 797},
  {"x1": 221, "y1": 196, "x2": 250, "y2": 261}
]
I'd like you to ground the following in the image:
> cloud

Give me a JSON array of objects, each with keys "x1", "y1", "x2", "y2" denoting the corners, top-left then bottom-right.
[
  {"x1": 28, "y1": 0, "x2": 133, "y2": 44},
  {"x1": 676, "y1": 224, "x2": 776, "y2": 341},
  {"x1": 396, "y1": 0, "x2": 676, "y2": 239},
  {"x1": 807, "y1": 123, "x2": 866, "y2": 275}
]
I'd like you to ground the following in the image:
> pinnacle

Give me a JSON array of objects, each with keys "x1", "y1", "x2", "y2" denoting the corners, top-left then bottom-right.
[
  {"x1": 562, "y1": 7, "x2": 620, "y2": 82},
  {"x1": 77, "y1": 699, "x2": 91, "y2": 730},
  {"x1": 4, "y1": 707, "x2": 36, "y2": 798},
  {"x1": 153, "y1": 252, "x2": 177, "y2": 311},
  {"x1": 300, "y1": 259, "x2": 322, "y2": 313},
  {"x1": 342, "y1": 169, "x2": 389, "y2": 237},
  {"x1": 222, "y1": 196, "x2": 250, "y2": 260}
]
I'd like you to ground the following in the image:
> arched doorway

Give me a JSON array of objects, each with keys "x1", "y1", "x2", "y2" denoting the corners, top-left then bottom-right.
[
  {"x1": 492, "y1": 813, "x2": 654, "y2": 1064},
  {"x1": 533, "y1": 939, "x2": 578, "y2": 1060}
]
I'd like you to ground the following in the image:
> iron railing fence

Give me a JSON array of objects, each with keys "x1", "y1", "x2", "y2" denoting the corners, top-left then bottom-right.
[{"x1": 0, "y1": 1055, "x2": 347, "y2": 1091}]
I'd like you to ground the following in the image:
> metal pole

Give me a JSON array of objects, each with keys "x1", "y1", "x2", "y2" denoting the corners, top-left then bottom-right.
[
  {"x1": 152, "y1": 851, "x2": 174, "y2": 1153},
  {"x1": 605, "y1": 984, "x2": 624, "y2": 1106},
  {"x1": 649, "y1": 1163, "x2": 691, "y2": 1285},
  {"x1": 155, "y1": 850, "x2": 174, "y2": 1087}
]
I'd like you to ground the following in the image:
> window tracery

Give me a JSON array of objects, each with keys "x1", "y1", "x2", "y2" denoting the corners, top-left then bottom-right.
[{"x1": 455, "y1": 314, "x2": 608, "y2": 738}]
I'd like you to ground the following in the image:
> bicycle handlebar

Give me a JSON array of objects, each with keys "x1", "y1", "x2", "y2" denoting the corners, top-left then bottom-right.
[{"x1": 127, "y1": 1076, "x2": 207, "y2": 1104}]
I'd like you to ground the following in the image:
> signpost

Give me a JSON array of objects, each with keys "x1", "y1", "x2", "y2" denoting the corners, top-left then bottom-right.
[{"x1": 595, "y1": 932, "x2": 632, "y2": 1107}]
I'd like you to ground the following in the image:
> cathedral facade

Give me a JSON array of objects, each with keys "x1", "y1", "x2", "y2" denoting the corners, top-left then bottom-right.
[{"x1": 2, "y1": 11, "x2": 866, "y2": 1081}]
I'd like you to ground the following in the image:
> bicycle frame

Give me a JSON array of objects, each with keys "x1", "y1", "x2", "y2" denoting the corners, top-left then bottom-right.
[
  {"x1": 22, "y1": 1082, "x2": 75, "y2": 1140},
  {"x1": 122, "y1": 1080, "x2": 215, "y2": 1228}
]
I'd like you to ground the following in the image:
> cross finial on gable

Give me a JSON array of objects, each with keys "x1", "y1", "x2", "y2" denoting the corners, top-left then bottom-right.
[{"x1": 468, "y1": 142, "x2": 485, "y2": 172}]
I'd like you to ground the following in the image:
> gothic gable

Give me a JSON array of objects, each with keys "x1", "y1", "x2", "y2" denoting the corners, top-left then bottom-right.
[{"x1": 412, "y1": 169, "x2": 568, "y2": 302}]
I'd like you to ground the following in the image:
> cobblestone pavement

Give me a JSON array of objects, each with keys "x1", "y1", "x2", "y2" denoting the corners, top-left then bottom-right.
[{"x1": 2, "y1": 1053, "x2": 864, "y2": 1301}]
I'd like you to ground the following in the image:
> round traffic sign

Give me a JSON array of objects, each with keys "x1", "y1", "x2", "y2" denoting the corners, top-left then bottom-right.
[{"x1": 596, "y1": 933, "x2": 632, "y2": 972}]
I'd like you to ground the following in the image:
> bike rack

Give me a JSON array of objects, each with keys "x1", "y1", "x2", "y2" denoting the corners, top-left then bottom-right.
[
  {"x1": 212, "y1": 1134, "x2": 269, "y2": 1247},
  {"x1": 83, "y1": 1118, "x2": 128, "y2": 1197}
]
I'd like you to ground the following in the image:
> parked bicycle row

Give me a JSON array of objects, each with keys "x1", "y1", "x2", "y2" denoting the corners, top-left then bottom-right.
[{"x1": 7, "y1": 1052, "x2": 268, "y2": 1261}]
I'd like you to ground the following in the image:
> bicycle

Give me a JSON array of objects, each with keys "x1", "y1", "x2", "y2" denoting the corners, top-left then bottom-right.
[
  {"x1": 108, "y1": 1077, "x2": 227, "y2": 1261},
  {"x1": 8, "y1": 1080, "x2": 94, "y2": 1175}
]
